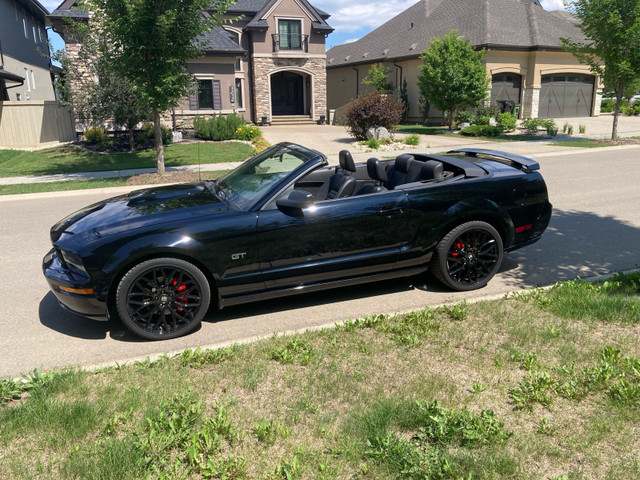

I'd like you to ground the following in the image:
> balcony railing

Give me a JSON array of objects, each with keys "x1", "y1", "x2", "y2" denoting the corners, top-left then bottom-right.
[{"x1": 272, "y1": 34, "x2": 309, "y2": 53}]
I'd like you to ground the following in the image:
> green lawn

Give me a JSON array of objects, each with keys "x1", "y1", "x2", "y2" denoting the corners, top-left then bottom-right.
[
  {"x1": 1, "y1": 273, "x2": 638, "y2": 479},
  {"x1": 0, "y1": 141, "x2": 252, "y2": 178}
]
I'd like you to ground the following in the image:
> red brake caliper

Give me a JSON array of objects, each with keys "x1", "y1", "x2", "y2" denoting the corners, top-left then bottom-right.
[
  {"x1": 173, "y1": 278, "x2": 188, "y2": 312},
  {"x1": 451, "y1": 242, "x2": 464, "y2": 257}
]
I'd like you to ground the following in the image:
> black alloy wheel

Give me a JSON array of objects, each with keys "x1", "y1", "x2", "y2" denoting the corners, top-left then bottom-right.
[
  {"x1": 115, "y1": 258, "x2": 211, "y2": 340},
  {"x1": 431, "y1": 221, "x2": 504, "y2": 291}
]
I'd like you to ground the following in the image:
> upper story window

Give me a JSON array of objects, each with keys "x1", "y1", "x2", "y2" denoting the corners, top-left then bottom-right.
[
  {"x1": 274, "y1": 19, "x2": 307, "y2": 52},
  {"x1": 225, "y1": 29, "x2": 242, "y2": 71}
]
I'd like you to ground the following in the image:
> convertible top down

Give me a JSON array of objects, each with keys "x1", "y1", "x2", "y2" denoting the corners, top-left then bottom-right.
[{"x1": 43, "y1": 143, "x2": 552, "y2": 340}]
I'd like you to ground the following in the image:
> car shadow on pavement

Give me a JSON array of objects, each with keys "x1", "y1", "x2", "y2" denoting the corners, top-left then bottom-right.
[
  {"x1": 38, "y1": 292, "x2": 143, "y2": 342},
  {"x1": 500, "y1": 209, "x2": 640, "y2": 286}
]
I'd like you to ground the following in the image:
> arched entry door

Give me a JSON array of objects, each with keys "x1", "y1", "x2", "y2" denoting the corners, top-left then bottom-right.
[{"x1": 271, "y1": 72, "x2": 305, "y2": 116}]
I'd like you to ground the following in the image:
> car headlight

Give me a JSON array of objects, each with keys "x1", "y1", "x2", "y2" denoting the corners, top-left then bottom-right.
[{"x1": 56, "y1": 248, "x2": 90, "y2": 278}]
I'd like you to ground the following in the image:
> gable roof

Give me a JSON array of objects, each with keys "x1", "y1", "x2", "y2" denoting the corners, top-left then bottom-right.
[
  {"x1": 327, "y1": 0, "x2": 586, "y2": 68},
  {"x1": 241, "y1": 0, "x2": 333, "y2": 33},
  {"x1": 49, "y1": 0, "x2": 333, "y2": 45},
  {"x1": 16, "y1": 0, "x2": 49, "y2": 19}
]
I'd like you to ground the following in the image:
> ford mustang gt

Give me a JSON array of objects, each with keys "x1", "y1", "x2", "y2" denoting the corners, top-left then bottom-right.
[{"x1": 43, "y1": 143, "x2": 551, "y2": 340}]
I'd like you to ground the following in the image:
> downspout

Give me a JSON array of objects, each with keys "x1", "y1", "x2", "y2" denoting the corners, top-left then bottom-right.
[
  {"x1": 352, "y1": 65, "x2": 359, "y2": 97},
  {"x1": 247, "y1": 32, "x2": 257, "y2": 123},
  {"x1": 393, "y1": 59, "x2": 403, "y2": 91}
]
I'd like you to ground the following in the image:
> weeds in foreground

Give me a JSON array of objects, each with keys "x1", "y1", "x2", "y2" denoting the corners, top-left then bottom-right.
[{"x1": 1, "y1": 273, "x2": 639, "y2": 479}]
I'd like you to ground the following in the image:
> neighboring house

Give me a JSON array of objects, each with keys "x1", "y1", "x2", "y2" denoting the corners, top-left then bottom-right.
[
  {"x1": 326, "y1": 0, "x2": 602, "y2": 122},
  {"x1": 0, "y1": 0, "x2": 56, "y2": 101},
  {"x1": 48, "y1": 0, "x2": 333, "y2": 127}
]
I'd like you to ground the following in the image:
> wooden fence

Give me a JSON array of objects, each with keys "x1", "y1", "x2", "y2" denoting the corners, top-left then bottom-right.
[{"x1": 0, "y1": 101, "x2": 76, "y2": 149}]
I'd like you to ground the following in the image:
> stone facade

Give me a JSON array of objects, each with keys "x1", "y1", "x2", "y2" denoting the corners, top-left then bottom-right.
[
  {"x1": 521, "y1": 87, "x2": 540, "y2": 119},
  {"x1": 252, "y1": 56, "x2": 327, "y2": 122}
]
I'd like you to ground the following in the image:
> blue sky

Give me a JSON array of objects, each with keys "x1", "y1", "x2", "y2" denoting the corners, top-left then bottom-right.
[{"x1": 42, "y1": 0, "x2": 568, "y2": 55}]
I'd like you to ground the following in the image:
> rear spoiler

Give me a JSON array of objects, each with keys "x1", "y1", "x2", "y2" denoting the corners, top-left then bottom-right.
[{"x1": 448, "y1": 148, "x2": 540, "y2": 172}]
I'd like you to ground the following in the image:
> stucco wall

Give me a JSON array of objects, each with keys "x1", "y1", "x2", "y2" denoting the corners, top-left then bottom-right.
[{"x1": 327, "y1": 50, "x2": 603, "y2": 123}]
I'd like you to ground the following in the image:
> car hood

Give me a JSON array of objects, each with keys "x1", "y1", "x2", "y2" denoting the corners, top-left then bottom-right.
[{"x1": 50, "y1": 182, "x2": 230, "y2": 243}]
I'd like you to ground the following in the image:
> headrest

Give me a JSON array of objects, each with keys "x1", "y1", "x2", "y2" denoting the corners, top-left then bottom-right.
[
  {"x1": 339, "y1": 150, "x2": 356, "y2": 172},
  {"x1": 367, "y1": 157, "x2": 388, "y2": 182},
  {"x1": 421, "y1": 160, "x2": 444, "y2": 180},
  {"x1": 395, "y1": 154, "x2": 415, "y2": 173}
]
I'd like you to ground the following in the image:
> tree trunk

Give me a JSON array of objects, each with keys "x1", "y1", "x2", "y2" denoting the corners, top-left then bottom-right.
[
  {"x1": 128, "y1": 127, "x2": 135, "y2": 152},
  {"x1": 612, "y1": 82, "x2": 624, "y2": 140},
  {"x1": 153, "y1": 108, "x2": 165, "y2": 175},
  {"x1": 448, "y1": 109, "x2": 454, "y2": 130}
]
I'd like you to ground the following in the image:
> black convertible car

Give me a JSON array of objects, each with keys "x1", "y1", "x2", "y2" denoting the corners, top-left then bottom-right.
[{"x1": 43, "y1": 143, "x2": 551, "y2": 340}]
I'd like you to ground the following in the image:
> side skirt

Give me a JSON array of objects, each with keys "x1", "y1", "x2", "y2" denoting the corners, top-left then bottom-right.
[{"x1": 218, "y1": 265, "x2": 428, "y2": 308}]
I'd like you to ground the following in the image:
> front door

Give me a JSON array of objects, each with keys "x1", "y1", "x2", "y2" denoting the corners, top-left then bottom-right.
[
  {"x1": 271, "y1": 72, "x2": 304, "y2": 116},
  {"x1": 256, "y1": 191, "x2": 412, "y2": 289}
]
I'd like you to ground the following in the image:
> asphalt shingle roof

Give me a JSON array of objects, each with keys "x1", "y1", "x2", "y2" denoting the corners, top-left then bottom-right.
[{"x1": 327, "y1": 0, "x2": 586, "y2": 68}]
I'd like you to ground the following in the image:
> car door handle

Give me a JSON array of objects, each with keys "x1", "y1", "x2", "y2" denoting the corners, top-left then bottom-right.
[{"x1": 378, "y1": 206, "x2": 404, "y2": 216}]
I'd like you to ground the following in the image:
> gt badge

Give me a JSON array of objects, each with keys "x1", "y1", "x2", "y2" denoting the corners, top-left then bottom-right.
[{"x1": 231, "y1": 252, "x2": 247, "y2": 260}]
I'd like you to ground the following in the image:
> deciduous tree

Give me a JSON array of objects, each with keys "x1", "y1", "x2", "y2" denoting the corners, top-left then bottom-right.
[
  {"x1": 417, "y1": 30, "x2": 489, "y2": 129},
  {"x1": 83, "y1": 0, "x2": 235, "y2": 173},
  {"x1": 561, "y1": 0, "x2": 640, "y2": 139}
]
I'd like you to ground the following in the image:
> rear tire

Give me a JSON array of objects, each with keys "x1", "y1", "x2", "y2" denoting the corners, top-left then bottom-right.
[
  {"x1": 431, "y1": 221, "x2": 503, "y2": 291},
  {"x1": 115, "y1": 257, "x2": 210, "y2": 340}
]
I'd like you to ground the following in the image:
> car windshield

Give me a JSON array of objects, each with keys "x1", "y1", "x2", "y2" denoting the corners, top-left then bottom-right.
[{"x1": 212, "y1": 144, "x2": 320, "y2": 210}]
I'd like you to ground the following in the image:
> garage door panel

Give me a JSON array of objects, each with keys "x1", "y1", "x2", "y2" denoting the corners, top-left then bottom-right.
[{"x1": 539, "y1": 74, "x2": 594, "y2": 118}]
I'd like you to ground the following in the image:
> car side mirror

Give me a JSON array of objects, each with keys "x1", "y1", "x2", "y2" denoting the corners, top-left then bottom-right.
[{"x1": 276, "y1": 190, "x2": 314, "y2": 217}]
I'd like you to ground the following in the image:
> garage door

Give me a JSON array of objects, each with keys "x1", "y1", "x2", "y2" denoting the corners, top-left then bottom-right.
[
  {"x1": 491, "y1": 73, "x2": 522, "y2": 104},
  {"x1": 539, "y1": 74, "x2": 594, "y2": 118}
]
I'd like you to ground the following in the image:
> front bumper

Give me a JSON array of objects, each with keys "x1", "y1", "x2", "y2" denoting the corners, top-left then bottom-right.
[{"x1": 42, "y1": 248, "x2": 108, "y2": 319}]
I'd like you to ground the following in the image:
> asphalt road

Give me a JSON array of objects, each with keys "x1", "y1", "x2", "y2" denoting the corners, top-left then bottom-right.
[{"x1": 1, "y1": 146, "x2": 639, "y2": 379}]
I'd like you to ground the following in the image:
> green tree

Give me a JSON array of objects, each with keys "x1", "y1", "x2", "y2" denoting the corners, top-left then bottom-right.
[
  {"x1": 417, "y1": 30, "x2": 489, "y2": 129},
  {"x1": 83, "y1": 0, "x2": 235, "y2": 173},
  {"x1": 362, "y1": 63, "x2": 394, "y2": 92},
  {"x1": 561, "y1": 0, "x2": 640, "y2": 139}
]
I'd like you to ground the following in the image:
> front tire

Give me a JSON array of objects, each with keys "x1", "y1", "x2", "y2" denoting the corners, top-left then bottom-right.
[
  {"x1": 115, "y1": 257, "x2": 211, "y2": 340},
  {"x1": 431, "y1": 221, "x2": 503, "y2": 291}
]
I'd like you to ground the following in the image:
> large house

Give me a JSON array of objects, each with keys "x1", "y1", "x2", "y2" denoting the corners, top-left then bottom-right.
[
  {"x1": 49, "y1": 0, "x2": 333, "y2": 127},
  {"x1": 326, "y1": 0, "x2": 601, "y2": 122},
  {"x1": 0, "y1": 0, "x2": 56, "y2": 102}
]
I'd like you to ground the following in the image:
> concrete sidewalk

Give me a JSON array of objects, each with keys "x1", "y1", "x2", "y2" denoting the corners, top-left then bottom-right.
[{"x1": 1, "y1": 113, "x2": 638, "y2": 186}]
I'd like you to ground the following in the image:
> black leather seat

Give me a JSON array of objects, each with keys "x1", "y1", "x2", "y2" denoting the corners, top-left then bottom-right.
[
  {"x1": 420, "y1": 160, "x2": 444, "y2": 181},
  {"x1": 356, "y1": 157, "x2": 389, "y2": 195},
  {"x1": 316, "y1": 150, "x2": 357, "y2": 200},
  {"x1": 385, "y1": 154, "x2": 415, "y2": 188}
]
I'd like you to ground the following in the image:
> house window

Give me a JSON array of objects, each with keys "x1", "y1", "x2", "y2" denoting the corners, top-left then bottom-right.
[
  {"x1": 190, "y1": 79, "x2": 222, "y2": 110},
  {"x1": 278, "y1": 19, "x2": 302, "y2": 50},
  {"x1": 31, "y1": 70, "x2": 35, "y2": 89},
  {"x1": 226, "y1": 30, "x2": 242, "y2": 71},
  {"x1": 24, "y1": 68, "x2": 30, "y2": 91},
  {"x1": 235, "y1": 79, "x2": 243, "y2": 109},
  {"x1": 23, "y1": 17, "x2": 28, "y2": 38}
]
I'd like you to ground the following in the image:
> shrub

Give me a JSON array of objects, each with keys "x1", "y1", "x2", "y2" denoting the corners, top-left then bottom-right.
[
  {"x1": 567, "y1": 125, "x2": 574, "y2": 135},
  {"x1": 474, "y1": 115, "x2": 491, "y2": 126},
  {"x1": 344, "y1": 92, "x2": 404, "y2": 141},
  {"x1": 579, "y1": 124, "x2": 586, "y2": 133},
  {"x1": 600, "y1": 98, "x2": 615, "y2": 113},
  {"x1": 629, "y1": 103, "x2": 640, "y2": 116},
  {"x1": 460, "y1": 125, "x2": 502, "y2": 137},
  {"x1": 366, "y1": 137, "x2": 381, "y2": 149},
  {"x1": 404, "y1": 134, "x2": 420, "y2": 146},
  {"x1": 84, "y1": 126, "x2": 109, "y2": 145},
  {"x1": 138, "y1": 123, "x2": 173, "y2": 145},
  {"x1": 193, "y1": 113, "x2": 245, "y2": 141},
  {"x1": 251, "y1": 136, "x2": 270, "y2": 155},
  {"x1": 521, "y1": 117, "x2": 557, "y2": 136},
  {"x1": 235, "y1": 123, "x2": 262, "y2": 141},
  {"x1": 455, "y1": 110, "x2": 475, "y2": 125},
  {"x1": 497, "y1": 112, "x2": 517, "y2": 132}
]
